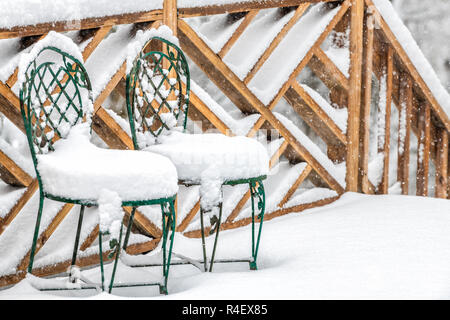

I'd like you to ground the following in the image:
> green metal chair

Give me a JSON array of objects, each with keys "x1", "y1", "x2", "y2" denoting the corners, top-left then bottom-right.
[
  {"x1": 20, "y1": 45, "x2": 178, "y2": 294},
  {"x1": 125, "y1": 37, "x2": 267, "y2": 272}
]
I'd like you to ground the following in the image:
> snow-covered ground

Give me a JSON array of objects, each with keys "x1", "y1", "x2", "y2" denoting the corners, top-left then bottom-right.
[{"x1": 1, "y1": 192, "x2": 449, "y2": 300}]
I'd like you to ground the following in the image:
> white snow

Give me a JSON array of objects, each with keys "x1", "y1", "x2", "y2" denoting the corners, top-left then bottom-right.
[
  {"x1": 325, "y1": 46, "x2": 349, "y2": 78},
  {"x1": 223, "y1": 8, "x2": 295, "y2": 80},
  {"x1": 190, "y1": 80, "x2": 260, "y2": 135},
  {"x1": 37, "y1": 123, "x2": 178, "y2": 202},
  {"x1": 144, "y1": 131, "x2": 269, "y2": 184},
  {"x1": 2, "y1": 193, "x2": 450, "y2": 299},
  {"x1": 185, "y1": 13, "x2": 244, "y2": 54}
]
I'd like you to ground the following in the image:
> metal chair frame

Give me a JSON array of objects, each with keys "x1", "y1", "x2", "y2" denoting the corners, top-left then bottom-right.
[{"x1": 126, "y1": 37, "x2": 266, "y2": 272}]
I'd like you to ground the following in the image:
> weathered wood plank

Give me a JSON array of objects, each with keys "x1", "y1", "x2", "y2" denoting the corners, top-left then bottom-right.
[
  {"x1": 397, "y1": 74, "x2": 413, "y2": 195},
  {"x1": 244, "y1": 3, "x2": 310, "y2": 84},
  {"x1": 435, "y1": 128, "x2": 448, "y2": 198},
  {"x1": 366, "y1": 0, "x2": 450, "y2": 132},
  {"x1": 359, "y1": 12, "x2": 374, "y2": 194},
  {"x1": 178, "y1": 18, "x2": 345, "y2": 194},
  {"x1": 278, "y1": 163, "x2": 312, "y2": 208},
  {"x1": 285, "y1": 81, "x2": 347, "y2": 146},
  {"x1": 416, "y1": 101, "x2": 431, "y2": 196}
]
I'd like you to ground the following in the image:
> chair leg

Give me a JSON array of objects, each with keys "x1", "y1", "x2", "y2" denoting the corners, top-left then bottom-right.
[
  {"x1": 108, "y1": 221, "x2": 124, "y2": 294},
  {"x1": 122, "y1": 206, "x2": 137, "y2": 251},
  {"x1": 98, "y1": 232, "x2": 105, "y2": 291},
  {"x1": 69, "y1": 205, "x2": 85, "y2": 282},
  {"x1": 28, "y1": 194, "x2": 45, "y2": 274},
  {"x1": 249, "y1": 180, "x2": 266, "y2": 270},
  {"x1": 199, "y1": 207, "x2": 208, "y2": 272},
  {"x1": 159, "y1": 200, "x2": 176, "y2": 295}
]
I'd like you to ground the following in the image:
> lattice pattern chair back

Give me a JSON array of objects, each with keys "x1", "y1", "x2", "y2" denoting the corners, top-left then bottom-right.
[
  {"x1": 126, "y1": 37, "x2": 190, "y2": 149},
  {"x1": 20, "y1": 47, "x2": 92, "y2": 159}
]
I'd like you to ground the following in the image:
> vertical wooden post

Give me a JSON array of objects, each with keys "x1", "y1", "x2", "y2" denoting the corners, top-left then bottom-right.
[
  {"x1": 163, "y1": 0, "x2": 177, "y2": 35},
  {"x1": 359, "y1": 11, "x2": 374, "y2": 194},
  {"x1": 397, "y1": 74, "x2": 412, "y2": 195},
  {"x1": 435, "y1": 128, "x2": 448, "y2": 198},
  {"x1": 377, "y1": 46, "x2": 393, "y2": 194},
  {"x1": 416, "y1": 101, "x2": 431, "y2": 196},
  {"x1": 346, "y1": 0, "x2": 365, "y2": 192}
]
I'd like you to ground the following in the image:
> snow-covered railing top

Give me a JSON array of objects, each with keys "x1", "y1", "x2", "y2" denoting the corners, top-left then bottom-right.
[{"x1": 0, "y1": 0, "x2": 333, "y2": 37}]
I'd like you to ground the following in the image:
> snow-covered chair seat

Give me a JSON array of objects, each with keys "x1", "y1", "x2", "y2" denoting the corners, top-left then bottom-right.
[
  {"x1": 19, "y1": 33, "x2": 178, "y2": 295},
  {"x1": 38, "y1": 123, "x2": 177, "y2": 203},
  {"x1": 125, "y1": 35, "x2": 268, "y2": 272},
  {"x1": 145, "y1": 131, "x2": 268, "y2": 184}
]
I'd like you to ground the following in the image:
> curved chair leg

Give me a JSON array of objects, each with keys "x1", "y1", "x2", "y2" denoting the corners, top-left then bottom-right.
[
  {"x1": 199, "y1": 207, "x2": 208, "y2": 272},
  {"x1": 159, "y1": 200, "x2": 176, "y2": 295},
  {"x1": 98, "y1": 232, "x2": 105, "y2": 291},
  {"x1": 69, "y1": 205, "x2": 85, "y2": 283},
  {"x1": 249, "y1": 180, "x2": 266, "y2": 270},
  {"x1": 28, "y1": 194, "x2": 45, "y2": 274}
]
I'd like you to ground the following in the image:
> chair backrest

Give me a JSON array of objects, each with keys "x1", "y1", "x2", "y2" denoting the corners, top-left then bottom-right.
[
  {"x1": 126, "y1": 37, "x2": 190, "y2": 149},
  {"x1": 19, "y1": 46, "x2": 92, "y2": 164}
]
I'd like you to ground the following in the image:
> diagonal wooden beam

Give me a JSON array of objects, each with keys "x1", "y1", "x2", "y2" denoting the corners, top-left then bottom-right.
[
  {"x1": 244, "y1": 3, "x2": 310, "y2": 84},
  {"x1": 0, "y1": 150, "x2": 33, "y2": 187},
  {"x1": 435, "y1": 128, "x2": 448, "y2": 199},
  {"x1": 179, "y1": 0, "x2": 331, "y2": 18},
  {"x1": 218, "y1": 10, "x2": 259, "y2": 59},
  {"x1": 285, "y1": 80, "x2": 347, "y2": 146},
  {"x1": 376, "y1": 45, "x2": 393, "y2": 194},
  {"x1": 0, "y1": 11, "x2": 162, "y2": 40},
  {"x1": 0, "y1": 179, "x2": 38, "y2": 236},
  {"x1": 310, "y1": 47, "x2": 349, "y2": 91},
  {"x1": 262, "y1": 1, "x2": 351, "y2": 111},
  {"x1": 277, "y1": 163, "x2": 312, "y2": 208},
  {"x1": 416, "y1": 101, "x2": 431, "y2": 196}
]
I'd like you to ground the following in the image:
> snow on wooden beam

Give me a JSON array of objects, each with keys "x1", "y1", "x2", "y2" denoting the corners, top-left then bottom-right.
[
  {"x1": 178, "y1": 18, "x2": 345, "y2": 194},
  {"x1": 284, "y1": 81, "x2": 347, "y2": 146},
  {"x1": 0, "y1": 150, "x2": 33, "y2": 187},
  {"x1": 397, "y1": 74, "x2": 413, "y2": 195},
  {"x1": 366, "y1": 0, "x2": 450, "y2": 132},
  {"x1": 416, "y1": 101, "x2": 431, "y2": 197}
]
